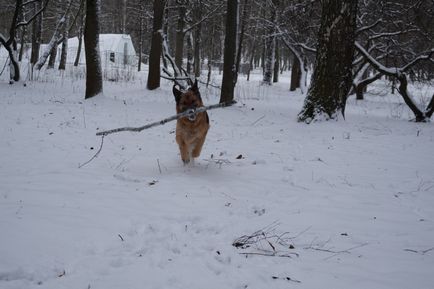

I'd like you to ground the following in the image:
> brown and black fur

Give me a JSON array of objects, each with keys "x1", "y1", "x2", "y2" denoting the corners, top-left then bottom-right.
[{"x1": 173, "y1": 80, "x2": 209, "y2": 164}]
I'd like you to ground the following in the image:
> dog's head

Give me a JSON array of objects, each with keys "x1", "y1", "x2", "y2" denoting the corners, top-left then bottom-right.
[{"x1": 173, "y1": 80, "x2": 204, "y2": 121}]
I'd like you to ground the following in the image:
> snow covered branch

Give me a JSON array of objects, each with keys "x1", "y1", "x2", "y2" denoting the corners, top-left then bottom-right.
[{"x1": 355, "y1": 41, "x2": 434, "y2": 121}]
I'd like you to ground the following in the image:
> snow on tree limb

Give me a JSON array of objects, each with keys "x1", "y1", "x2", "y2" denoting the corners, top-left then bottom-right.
[{"x1": 355, "y1": 41, "x2": 434, "y2": 121}]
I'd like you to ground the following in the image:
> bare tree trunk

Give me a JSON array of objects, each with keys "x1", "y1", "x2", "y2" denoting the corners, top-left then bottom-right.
[
  {"x1": 425, "y1": 92, "x2": 434, "y2": 118},
  {"x1": 10, "y1": 40, "x2": 19, "y2": 82},
  {"x1": 138, "y1": 13, "x2": 143, "y2": 71},
  {"x1": 122, "y1": 0, "x2": 127, "y2": 34},
  {"x1": 219, "y1": 0, "x2": 238, "y2": 104},
  {"x1": 30, "y1": 1, "x2": 42, "y2": 66},
  {"x1": 58, "y1": 12, "x2": 70, "y2": 70},
  {"x1": 186, "y1": 31, "x2": 193, "y2": 74},
  {"x1": 290, "y1": 54, "x2": 301, "y2": 91},
  {"x1": 147, "y1": 0, "x2": 166, "y2": 90},
  {"x1": 74, "y1": 7, "x2": 85, "y2": 67},
  {"x1": 246, "y1": 19, "x2": 258, "y2": 81},
  {"x1": 84, "y1": 0, "x2": 103, "y2": 99},
  {"x1": 193, "y1": 0, "x2": 202, "y2": 78},
  {"x1": 298, "y1": 0, "x2": 358, "y2": 122},
  {"x1": 235, "y1": 0, "x2": 249, "y2": 83},
  {"x1": 174, "y1": 1, "x2": 186, "y2": 69},
  {"x1": 206, "y1": 23, "x2": 215, "y2": 88},
  {"x1": 18, "y1": 5, "x2": 26, "y2": 62},
  {"x1": 263, "y1": 0, "x2": 278, "y2": 85},
  {"x1": 273, "y1": 41, "x2": 279, "y2": 83},
  {"x1": 47, "y1": 45, "x2": 57, "y2": 68}
]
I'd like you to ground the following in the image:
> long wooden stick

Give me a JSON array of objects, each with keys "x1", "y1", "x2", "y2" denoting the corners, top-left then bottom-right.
[{"x1": 96, "y1": 101, "x2": 235, "y2": 136}]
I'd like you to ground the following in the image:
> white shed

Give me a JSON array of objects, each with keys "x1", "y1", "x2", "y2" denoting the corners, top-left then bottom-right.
[{"x1": 67, "y1": 34, "x2": 137, "y2": 68}]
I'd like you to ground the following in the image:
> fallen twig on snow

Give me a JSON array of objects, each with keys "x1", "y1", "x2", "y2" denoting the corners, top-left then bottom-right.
[
  {"x1": 233, "y1": 222, "x2": 302, "y2": 258},
  {"x1": 272, "y1": 275, "x2": 301, "y2": 283},
  {"x1": 78, "y1": 135, "x2": 104, "y2": 168},
  {"x1": 404, "y1": 246, "x2": 434, "y2": 255},
  {"x1": 304, "y1": 242, "x2": 369, "y2": 260}
]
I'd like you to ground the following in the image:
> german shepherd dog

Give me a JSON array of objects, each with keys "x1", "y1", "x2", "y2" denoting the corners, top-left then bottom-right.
[{"x1": 173, "y1": 80, "x2": 209, "y2": 164}]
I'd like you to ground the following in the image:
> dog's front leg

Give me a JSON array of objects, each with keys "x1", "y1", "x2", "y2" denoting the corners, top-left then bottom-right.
[{"x1": 178, "y1": 141, "x2": 191, "y2": 164}]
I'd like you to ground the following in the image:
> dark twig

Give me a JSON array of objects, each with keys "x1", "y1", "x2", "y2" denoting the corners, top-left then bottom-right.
[
  {"x1": 404, "y1": 246, "x2": 434, "y2": 255},
  {"x1": 240, "y1": 252, "x2": 299, "y2": 258},
  {"x1": 157, "y1": 159, "x2": 162, "y2": 174},
  {"x1": 78, "y1": 135, "x2": 104, "y2": 168}
]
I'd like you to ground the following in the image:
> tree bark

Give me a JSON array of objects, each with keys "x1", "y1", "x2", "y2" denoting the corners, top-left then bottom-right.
[
  {"x1": 290, "y1": 54, "x2": 301, "y2": 91},
  {"x1": 186, "y1": 31, "x2": 193, "y2": 74},
  {"x1": 298, "y1": 0, "x2": 358, "y2": 122},
  {"x1": 58, "y1": 12, "x2": 70, "y2": 70},
  {"x1": 138, "y1": 13, "x2": 143, "y2": 71},
  {"x1": 235, "y1": 0, "x2": 249, "y2": 83},
  {"x1": 174, "y1": 2, "x2": 186, "y2": 69},
  {"x1": 74, "y1": 7, "x2": 85, "y2": 67},
  {"x1": 147, "y1": 0, "x2": 166, "y2": 90},
  {"x1": 84, "y1": 0, "x2": 103, "y2": 99},
  {"x1": 219, "y1": 0, "x2": 238, "y2": 104},
  {"x1": 47, "y1": 45, "x2": 57, "y2": 69},
  {"x1": 18, "y1": 19, "x2": 26, "y2": 62},
  {"x1": 193, "y1": 0, "x2": 202, "y2": 77},
  {"x1": 273, "y1": 41, "x2": 279, "y2": 83},
  {"x1": 263, "y1": 0, "x2": 279, "y2": 84},
  {"x1": 30, "y1": 1, "x2": 42, "y2": 66}
]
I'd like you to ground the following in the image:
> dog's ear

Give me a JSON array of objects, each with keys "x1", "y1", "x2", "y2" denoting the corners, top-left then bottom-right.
[
  {"x1": 173, "y1": 85, "x2": 182, "y2": 104},
  {"x1": 191, "y1": 79, "x2": 202, "y2": 100}
]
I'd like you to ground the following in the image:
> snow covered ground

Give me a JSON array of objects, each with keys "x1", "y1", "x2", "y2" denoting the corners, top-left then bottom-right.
[{"x1": 0, "y1": 68, "x2": 433, "y2": 289}]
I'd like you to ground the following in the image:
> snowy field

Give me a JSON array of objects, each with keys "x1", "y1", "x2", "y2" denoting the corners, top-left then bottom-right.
[{"x1": 1, "y1": 67, "x2": 434, "y2": 289}]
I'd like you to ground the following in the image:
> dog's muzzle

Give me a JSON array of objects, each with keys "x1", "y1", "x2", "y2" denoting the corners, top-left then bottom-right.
[{"x1": 186, "y1": 108, "x2": 197, "y2": 121}]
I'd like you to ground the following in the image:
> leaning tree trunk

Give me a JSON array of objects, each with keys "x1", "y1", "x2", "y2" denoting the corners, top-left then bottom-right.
[
  {"x1": 219, "y1": 0, "x2": 238, "y2": 104},
  {"x1": 18, "y1": 26, "x2": 26, "y2": 62},
  {"x1": 298, "y1": 0, "x2": 358, "y2": 122},
  {"x1": 74, "y1": 31, "x2": 83, "y2": 66},
  {"x1": 35, "y1": 0, "x2": 72, "y2": 70},
  {"x1": 74, "y1": 7, "x2": 85, "y2": 67},
  {"x1": 147, "y1": 0, "x2": 166, "y2": 90},
  {"x1": 84, "y1": 0, "x2": 103, "y2": 99}
]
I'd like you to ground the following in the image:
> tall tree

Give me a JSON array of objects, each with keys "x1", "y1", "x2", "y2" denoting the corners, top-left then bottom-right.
[
  {"x1": 84, "y1": 0, "x2": 103, "y2": 99},
  {"x1": 30, "y1": 1, "x2": 43, "y2": 67},
  {"x1": 219, "y1": 0, "x2": 238, "y2": 104},
  {"x1": 174, "y1": 0, "x2": 187, "y2": 69},
  {"x1": 147, "y1": 0, "x2": 166, "y2": 90},
  {"x1": 263, "y1": 0, "x2": 279, "y2": 85},
  {"x1": 298, "y1": 0, "x2": 358, "y2": 122}
]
